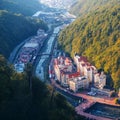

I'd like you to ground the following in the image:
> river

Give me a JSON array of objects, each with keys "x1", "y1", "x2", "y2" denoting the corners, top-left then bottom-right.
[{"x1": 35, "y1": 27, "x2": 61, "y2": 81}]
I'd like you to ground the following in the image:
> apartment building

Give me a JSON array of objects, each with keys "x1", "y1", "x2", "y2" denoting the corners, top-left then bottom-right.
[
  {"x1": 74, "y1": 54, "x2": 97, "y2": 83},
  {"x1": 94, "y1": 72, "x2": 106, "y2": 89},
  {"x1": 69, "y1": 75, "x2": 89, "y2": 92},
  {"x1": 54, "y1": 56, "x2": 73, "y2": 86},
  {"x1": 53, "y1": 56, "x2": 90, "y2": 89},
  {"x1": 74, "y1": 54, "x2": 107, "y2": 88}
]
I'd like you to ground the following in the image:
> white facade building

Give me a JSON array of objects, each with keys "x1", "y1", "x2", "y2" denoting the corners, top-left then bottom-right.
[
  {"x1": 69, "y1": 76, "x2": 89, "y2": 92},
  {"x1": 53, "y1": 55, "x2": 90, "y2": 88},
  {"x1": 94, "y1": 72, "x2": 106, "y2": 89},
  {"x1": 74, "y1": 54, "x2": 97, "y2": 83},
  {"x1": 53, "y1": 54, "x2": 107, "y2": 92},
  {"x1": 54, "y1": 56, "x2": 73, "y2": 86}
]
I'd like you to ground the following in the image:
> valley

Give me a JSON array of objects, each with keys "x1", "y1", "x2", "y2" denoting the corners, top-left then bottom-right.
[
  {"x1": 9, "y1": 2, "x2": 120, "y2": 120},
  {"x1": 0, "y1": 0, "x2": 120, "y2": 120}
]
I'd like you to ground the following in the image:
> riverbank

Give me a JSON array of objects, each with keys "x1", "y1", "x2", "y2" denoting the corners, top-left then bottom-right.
[{"x1": 35, "y1": 26, "x2": 61, "y2": 81}]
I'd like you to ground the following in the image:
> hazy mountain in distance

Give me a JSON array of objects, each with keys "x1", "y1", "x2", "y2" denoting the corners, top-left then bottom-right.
[{"x1": 39, "y1": 0, "x2": 77, "y2": 9}]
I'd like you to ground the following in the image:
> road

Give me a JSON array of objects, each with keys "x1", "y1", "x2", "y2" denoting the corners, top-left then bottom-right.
[{"x1": 55, "y1": 87, "x2": 84, "y2": 107}]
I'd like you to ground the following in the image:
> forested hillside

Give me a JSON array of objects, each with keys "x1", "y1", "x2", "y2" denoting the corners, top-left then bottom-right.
[
  {"x1": 0, "y1": 0, "x2": 48, "y2": 16},
  {"x1": 0, "y1": 0, "x2": 49, "y2": 58},
  {"x1": 0, "y1": 55, "x2": 85, "y2": 120},
  {"x1": 0, "y1": 10, "x2": 48, "y2": 58},
  {"x1": 59, "y1": 2, "x2": 120, "y2": 90},
  {"x1": 70, "y1": 0, "x2": 119, "y2": 16}
]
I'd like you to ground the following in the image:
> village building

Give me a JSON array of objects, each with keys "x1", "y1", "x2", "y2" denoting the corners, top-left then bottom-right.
[
  {"x1": 53, "y1": 55, "x2": 90, "y2": 89},
  {"x1": 52, "y1": 53, "x2": 115, "y2": 97},
  {"x1": 74, "y1": 54, "x2": 97, "y2": 83},
  {"x1": 73, "y1": 54, "x2": 115, "y2": 96},
  {"x1": 69, "y1": 76, "x2": 89, "y2": 92},
  {"x1": 118, "y1": 88, "x2": 120, "y2": 100},
  {"x1": 94, "y1": 71, "x2": 106, "y2": 89},
  {"x1": 54, "y1": 56, "x2": 73, "y2": 87},
  {"x1": 14, "y1": 29, "x2": 48, "y2": 73},
  {"x1": 91, "y1": 87, "x2": 115, "y2": 97}
]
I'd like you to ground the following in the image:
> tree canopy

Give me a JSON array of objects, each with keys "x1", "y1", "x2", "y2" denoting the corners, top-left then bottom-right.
[
  {"x1": 0, "y1": 10, "x2": 48, "y2": 58},
  {"x1": 70, "y1": 0, "x2": 119, "y2": 17}
]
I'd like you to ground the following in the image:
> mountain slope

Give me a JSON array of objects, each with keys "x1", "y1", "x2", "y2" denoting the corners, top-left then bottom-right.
[
  {"x1": 70, "y1": 0, "x2": 119, "y2": 16},
  {"x1": 58, "y1": 3, "x2": 120, "y2": 89},
  {"x1": 0, "y1": 10, "x2": 48, "y2": 58},
  {"x1": 0, "y1": 0, "x2": 49, "y2": 58}
]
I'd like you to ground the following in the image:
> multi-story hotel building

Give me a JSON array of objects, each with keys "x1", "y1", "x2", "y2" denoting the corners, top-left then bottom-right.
[{"x1": 53, "y1": 56, "x2": 89, "y2": 89}]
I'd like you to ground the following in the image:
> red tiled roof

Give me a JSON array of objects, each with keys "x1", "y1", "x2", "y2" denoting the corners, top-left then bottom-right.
[
  {"x1": 68, "y1": 72, "x2": 80, "y2": 79},
  {"x1": 78, "y1": 56, "x2": 88, "y2": 62}
]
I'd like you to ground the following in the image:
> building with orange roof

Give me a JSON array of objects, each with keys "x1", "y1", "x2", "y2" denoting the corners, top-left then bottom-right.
[
  {"x1": 74, "y1": 54, "x2": 97, "y2": 83},
  {"x1": 53, "y1": 55, "x2": 90, "y2": 89}
]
